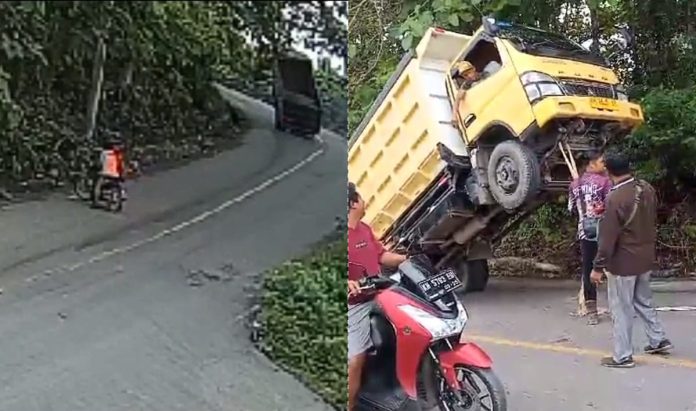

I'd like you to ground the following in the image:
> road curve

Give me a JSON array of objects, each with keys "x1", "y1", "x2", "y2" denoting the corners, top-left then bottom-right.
[{"x1": 0, "y1": 86, "x2": 346, "y2": 411}]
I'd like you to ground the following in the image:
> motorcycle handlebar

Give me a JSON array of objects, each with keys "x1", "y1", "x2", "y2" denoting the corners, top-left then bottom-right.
[{"x1": 357, "y1": 275, "x2": 395, "y2": 291}]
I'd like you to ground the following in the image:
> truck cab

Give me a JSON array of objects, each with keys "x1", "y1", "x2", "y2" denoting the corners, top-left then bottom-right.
[{"x1": 446, "y1": 18, "x2": 643, "y2": 209}]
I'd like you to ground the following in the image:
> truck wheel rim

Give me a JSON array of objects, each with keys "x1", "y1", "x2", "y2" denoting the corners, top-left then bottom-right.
[{"x1": 495, "y1": 156, "x2": 519, "y2": 194}]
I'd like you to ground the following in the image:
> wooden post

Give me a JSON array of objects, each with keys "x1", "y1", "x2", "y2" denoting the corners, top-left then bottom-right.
[
  {"x1": 84, "y1": 35, "x2": 107, "y2": 141},
  {"x1": 558, "y1": 142, "x2": 587, "y2": 315}
]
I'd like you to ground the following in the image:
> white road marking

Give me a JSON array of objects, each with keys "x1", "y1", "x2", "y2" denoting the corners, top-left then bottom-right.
[
  {"x1": 656, "y1": 306, "x2": 696, "y2": 312},
  {"x1": 37, "y1": 136, "x2": 327, "y2": 278},
  {"x1": 320, "y1": 130, "x2": 347, "y2": 145}
]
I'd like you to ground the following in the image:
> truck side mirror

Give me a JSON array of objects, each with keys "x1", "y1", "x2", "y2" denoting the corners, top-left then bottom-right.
[{"x1": 482, "y1": 16, "x2": 500, "y2": 35}]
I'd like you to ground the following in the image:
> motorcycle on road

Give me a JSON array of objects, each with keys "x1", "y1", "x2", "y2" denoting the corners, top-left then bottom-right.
[
  {"x1": 351, "y1": 255, "x2": 507, "y2": 411},
  {"x1": 90, "y1": 175, "x2": 125, "y2": 212},
  {"x1": 70, "y1": 147, "x2": 125, "y2": 213}
]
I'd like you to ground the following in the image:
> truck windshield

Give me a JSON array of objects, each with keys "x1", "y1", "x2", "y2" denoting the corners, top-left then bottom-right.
[{"x1": 497, "y1": 24, "x2": 607, "y2": 67}]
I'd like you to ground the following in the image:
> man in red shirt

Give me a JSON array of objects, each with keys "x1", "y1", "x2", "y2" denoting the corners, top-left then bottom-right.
[{"x1": 347, "y1": 182, "x2": 406, "y2": 410}]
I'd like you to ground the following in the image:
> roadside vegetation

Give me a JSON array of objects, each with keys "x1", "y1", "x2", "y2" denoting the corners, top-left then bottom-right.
[
  {"x1": 259, "y1": 231, "x2": 347, "y2": 410},
  {"x1": 0, "y1": 1, "x2": 347, "y2": 198},
  {"x1": 349, "y1": 0, "x2": 696, "y2": 276},
  {"x1": 3, "y1": 0, "x2": 351, "y2": 406}
]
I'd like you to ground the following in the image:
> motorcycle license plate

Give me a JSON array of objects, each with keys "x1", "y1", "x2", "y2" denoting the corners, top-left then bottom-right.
[
  {"x1": 417, "y1": 269, "x2": 462, "y2": 301},
  {"x1": 589, "y1": 97, "x2": 618, "y2": 111}
]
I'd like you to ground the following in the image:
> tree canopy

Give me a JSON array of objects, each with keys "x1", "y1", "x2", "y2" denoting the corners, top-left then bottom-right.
[{"x1": 0, "y1": 1, "x2": 346, "y2": 190}]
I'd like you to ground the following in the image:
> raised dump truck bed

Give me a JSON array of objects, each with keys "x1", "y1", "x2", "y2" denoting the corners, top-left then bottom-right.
[
  {"x1": 349, "y1": 28, "x2": 503, "y2": 291},
  {"x1": 274, "y1": 52, "x2": 321, "y2": 137},
  {"x1": 348, "y1": 28, "x2": 472, "y2": 239}
]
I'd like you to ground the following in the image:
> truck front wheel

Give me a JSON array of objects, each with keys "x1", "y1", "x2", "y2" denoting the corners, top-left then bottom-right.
[
  {"x1": 486, "y1": 140, "x2": 541, "y2": 210},
  {"x1": 458, "y1": 259, "x2": 490, "y2": 293}
]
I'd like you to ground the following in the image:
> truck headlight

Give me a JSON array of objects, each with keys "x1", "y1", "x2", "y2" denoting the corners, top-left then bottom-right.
[
  {"x1": 398, "y1": 302, "x2": 468, "y2": 340},
  {"x1": 614, "y1": 84, "x2": 628, "y2": 101},
  {"x1": 520, "y1": 71, "x2": 564, "y2": 103}
]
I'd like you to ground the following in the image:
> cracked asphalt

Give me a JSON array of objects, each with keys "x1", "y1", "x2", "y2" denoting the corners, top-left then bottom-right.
[{"x1": 0, "y1": 86, "x2": 345, "y2": 411}]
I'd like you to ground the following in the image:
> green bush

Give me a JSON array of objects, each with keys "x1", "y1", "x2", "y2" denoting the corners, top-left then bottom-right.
[
  {"x1": 625, "y1": 86, "x2": 696, "y2": 185},
  {"x1": 261, "y1": 237, "x2": 347, "y2": 409}
]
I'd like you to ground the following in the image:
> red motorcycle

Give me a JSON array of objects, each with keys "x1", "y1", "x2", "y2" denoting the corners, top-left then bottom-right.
[{"x1": 351, "y1": 255, "x2": 507, "y2": 411}]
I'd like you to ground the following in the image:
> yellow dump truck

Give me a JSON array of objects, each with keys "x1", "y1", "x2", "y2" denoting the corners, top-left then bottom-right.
[{"x1": 348, "y1": 18, "x2": 644, "y2": 291}]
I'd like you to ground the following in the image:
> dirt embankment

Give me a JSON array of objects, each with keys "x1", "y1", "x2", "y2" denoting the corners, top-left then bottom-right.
[{"x1": 494, "y1": 194, "x2": 696, "y2": 280}]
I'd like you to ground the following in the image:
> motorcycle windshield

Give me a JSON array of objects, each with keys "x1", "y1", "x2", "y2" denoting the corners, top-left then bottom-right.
[
  {"x1": 397, "y1": 258, "x2": 459, "y2": 315},
  {"x1": 398, "y1": 260, "x2": 429, "y2": 284}
]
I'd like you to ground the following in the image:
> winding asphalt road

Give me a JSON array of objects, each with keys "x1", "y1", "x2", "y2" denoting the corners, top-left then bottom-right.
[{"x1": 0, "y1": 86, "x2": 345, "y2": 410}]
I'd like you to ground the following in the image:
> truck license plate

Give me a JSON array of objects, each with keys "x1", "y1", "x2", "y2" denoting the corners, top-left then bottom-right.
[{"x1": 589, "y1": 97, "x2": 619, "y2": 110}]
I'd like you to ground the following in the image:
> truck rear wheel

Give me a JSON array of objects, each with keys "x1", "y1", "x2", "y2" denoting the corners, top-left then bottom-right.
[
  {"x1": 458, "y1": 259, "x2": 490, "y2": 293},
  {"x1": 486, "y1": 140, "x2": 540, "y2": 210},
  {"x1": 274, "y1": 109, "x2": 285, "y2": 131}
]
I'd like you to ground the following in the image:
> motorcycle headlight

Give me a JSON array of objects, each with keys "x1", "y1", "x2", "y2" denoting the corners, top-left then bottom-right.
[
  {"x1": 614, "y1": 84, "x2": 628, "y2": 101},
  {"x1": 520, "y1": 71, "x2": 564, "y2": 103},
  {"x1": 398, "y1": 302, "x2": 468, "y2": 340}
]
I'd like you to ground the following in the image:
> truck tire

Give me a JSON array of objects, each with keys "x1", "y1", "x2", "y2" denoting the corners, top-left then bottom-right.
[
  {"x1": 274, "y1": 109, "x2": 285, "y2": 131},
  {"x1": 458, "y1": 259, "x2": 490, "y2": 293},
  {"x1": 486, "y1": 140, "x2": 540, "y2": 210}
]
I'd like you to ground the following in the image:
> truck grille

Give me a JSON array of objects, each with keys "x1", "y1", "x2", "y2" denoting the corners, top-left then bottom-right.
[{"x1": 560, "y1": 79, "x2": 616, "y2": 99}]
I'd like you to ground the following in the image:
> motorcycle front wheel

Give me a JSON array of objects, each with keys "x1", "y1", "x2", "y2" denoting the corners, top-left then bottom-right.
[{"x1": 438, "y1": 366, "x2": 507, "y2": 411}]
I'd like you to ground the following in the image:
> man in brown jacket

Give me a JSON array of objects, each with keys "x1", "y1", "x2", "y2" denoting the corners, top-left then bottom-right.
[{"x1": 591, "y1": 150, "x2": 672, "y2": 368}]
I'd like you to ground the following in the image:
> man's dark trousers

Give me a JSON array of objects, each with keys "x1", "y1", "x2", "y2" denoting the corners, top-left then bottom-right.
[{"x1": 581, "y1": 239, "x2": 598, "y2": 302}]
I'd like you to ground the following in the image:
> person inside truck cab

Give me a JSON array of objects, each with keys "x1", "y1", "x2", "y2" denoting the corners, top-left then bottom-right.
[
  {"x1": 347, "y1": 182, "x2": 407, "y2": 411},
  {"x1": 450, "y1": 60, "x2": 482, "y2": 126}
]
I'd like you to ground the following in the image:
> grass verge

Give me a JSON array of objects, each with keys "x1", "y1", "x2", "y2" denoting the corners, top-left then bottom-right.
[{"x1": 259, "y1": 233, "x2": 347, "y2": 410}]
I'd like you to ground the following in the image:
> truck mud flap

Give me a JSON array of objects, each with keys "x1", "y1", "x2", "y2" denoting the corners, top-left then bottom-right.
[
  {"x1": 408, "y1": 186, "x2": 477, "y2": 247},
  {"x1": 420, "y1": 190, "x2": 475, "y2": 242}
]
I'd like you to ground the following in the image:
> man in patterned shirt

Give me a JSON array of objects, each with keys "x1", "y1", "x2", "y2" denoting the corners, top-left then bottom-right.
[{"x1": 568, "y1": 150, "x2": 612, "y2": 325}]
